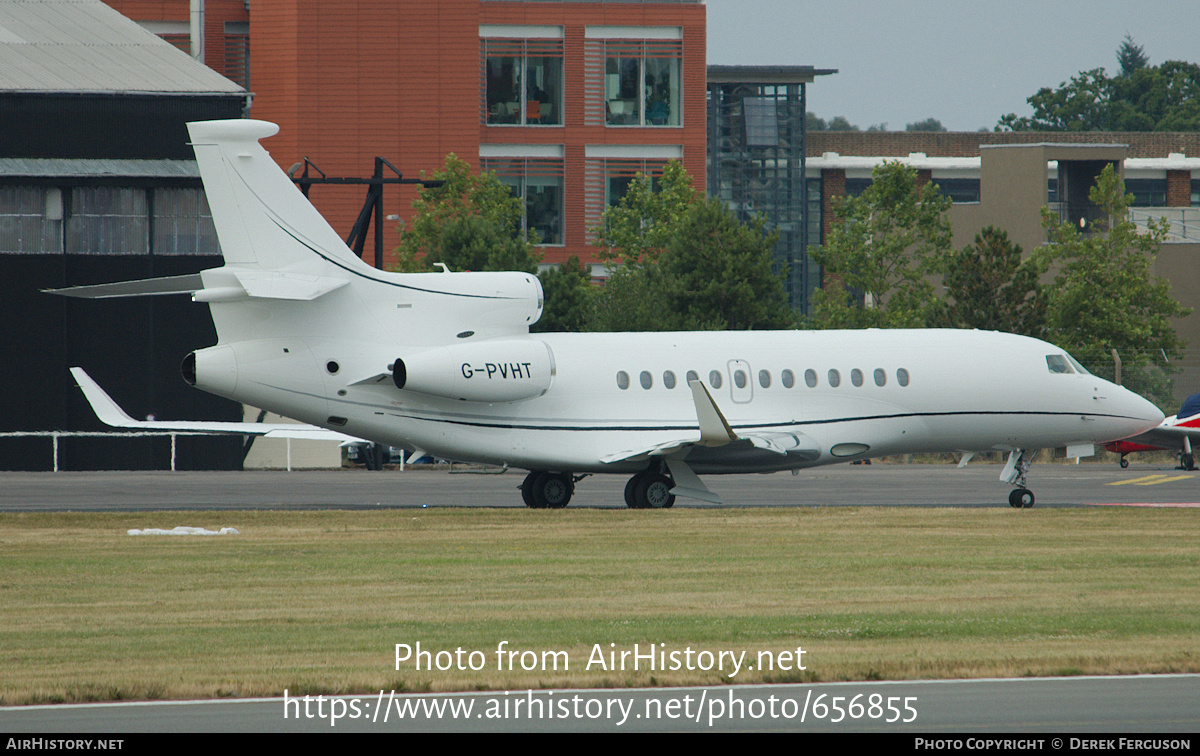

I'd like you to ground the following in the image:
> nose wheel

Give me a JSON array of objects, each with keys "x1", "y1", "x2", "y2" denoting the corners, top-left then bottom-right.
[{"x1": 1008, "y1": 488, "x2": 1035, "y2": 508}]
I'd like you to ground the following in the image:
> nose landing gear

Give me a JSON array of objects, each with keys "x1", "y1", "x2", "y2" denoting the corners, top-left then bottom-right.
[{"x1": 1002, "y1": 449, "x2": 1038, "y2": 508}]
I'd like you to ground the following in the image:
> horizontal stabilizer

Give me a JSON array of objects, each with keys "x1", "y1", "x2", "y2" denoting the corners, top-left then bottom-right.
[
  {"x1": 45, "y1": 274, "x2": 204, "y2": 299},
  {"x1": 70, "y1": 368, "x2": 362, "y2": 441},
  {"x1": 232, "y1": 270, "x2": 348, "y2": 301}
]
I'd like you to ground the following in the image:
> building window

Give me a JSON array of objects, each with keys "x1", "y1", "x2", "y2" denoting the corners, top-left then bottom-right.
[
  {"x1": 583, "y1": 148, "x2": 682, "y2": 239},
  {"x1": 0, "y1": 186, "x2": 63, "y2": 254},
  {"x1": 1125, "y1": 178, "x2": 1167, "y2": 207},
  {"x1": 845, "y1": 178, "x2": 872, "y2": 198},
  {"x1": 154, "y1": 188, "x2": 220, "y2": 255},
  {"x1": 483, "y1": 156, "x2": 565, "y2": 246},
  {"x1": 935, "y1": 178, "x2": 980, "y2": 203},
  {"x1": 584, "y1": 28, "x2": 682, "y2": 127},
  {"x1": 66, "y1": 187, "x2": 148, "y2": 254},
  {"x1": 224, "y1": 22, "x2": 250, "y2": 89},
  {"x1": 603, "y1": 41, "x2": 680, "y2": 126},
  {"x1": 482, "y1": 37, "x2": 563, "y2": 126}
]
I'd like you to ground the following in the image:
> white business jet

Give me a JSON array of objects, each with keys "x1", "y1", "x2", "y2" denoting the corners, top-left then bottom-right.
[{"x1": 50, "y1": 120, "x2": 1163, "y2": 509}]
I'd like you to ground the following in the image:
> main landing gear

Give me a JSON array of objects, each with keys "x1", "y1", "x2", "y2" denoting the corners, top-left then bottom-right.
[
  {"x1": 624, "y1": 469, "x2": 676, "y2": 509},
  {"x1": 520, "y1": 471, "x2": 576, "y2": 509},
  {"x1": 520, "y1": 464, "x2": 683, "y2": 509}
]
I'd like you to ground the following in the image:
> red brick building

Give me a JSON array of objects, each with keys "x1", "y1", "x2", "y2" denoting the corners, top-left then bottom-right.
[{"x1": 105, "y1": 0, "x2": 707, "y2": 271}]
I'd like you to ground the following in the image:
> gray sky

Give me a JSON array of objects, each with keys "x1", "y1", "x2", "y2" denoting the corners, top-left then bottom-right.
[{"x1": 705, "y1": 0, "x2": 1200, "y2": 132}]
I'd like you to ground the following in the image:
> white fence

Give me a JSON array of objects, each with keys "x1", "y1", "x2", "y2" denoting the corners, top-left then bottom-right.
[{"x1": 0, "y1": 431, "x2": 301, "y2": 472}]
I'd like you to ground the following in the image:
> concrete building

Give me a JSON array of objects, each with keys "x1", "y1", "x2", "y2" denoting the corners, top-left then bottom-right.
[{"x1": 808, "y1": 132, "x2": 1200, "y2": 396}]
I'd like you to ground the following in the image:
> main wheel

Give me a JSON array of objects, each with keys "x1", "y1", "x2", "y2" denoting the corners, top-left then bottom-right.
[
  {"x1": 1008, "y1": 488, "x2": 1035, "y2": 509},
  {"x1": 521, "y1": 471, "x2": 547, "y2": 508},
  {"x1": 1119, "y1": 457, "x2": 1129, "y2": 469},
  {"x1": 540, "y1": 473, "x2": 574, "y2": 509},
  {"x1": 624, "y1": 474, "x2": 644, "y2": 509},
  {"x1": 522, "y1": 471, "x2": 574, "y2": 509},
  {"x1": 636, "y1": 473, "x2": 675, "y2": 509},
  {"x1": 1181, "y1": 453, "x2": 1196, "y2": 471}
]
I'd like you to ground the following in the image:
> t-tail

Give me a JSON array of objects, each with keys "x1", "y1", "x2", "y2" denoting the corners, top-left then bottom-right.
[{"x1": 50, "y1": 119, "x2": 547, "y2": 422}]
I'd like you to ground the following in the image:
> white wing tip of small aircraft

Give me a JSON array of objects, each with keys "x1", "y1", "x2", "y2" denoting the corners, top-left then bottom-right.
[{"x1": 70, "y1": 367, "x2": 139, "y2": 427}]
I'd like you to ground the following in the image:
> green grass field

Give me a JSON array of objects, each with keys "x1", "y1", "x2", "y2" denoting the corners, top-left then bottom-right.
[{"x1": 2, "y1": 507, "x2": 1198, "y2": 704}]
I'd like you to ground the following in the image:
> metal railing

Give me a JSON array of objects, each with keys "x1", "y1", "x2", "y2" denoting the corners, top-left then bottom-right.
[
  {"x1": 0, "y1": 431, "x2": 301, "y2": 472},
  {"x1": 1129, "y1": 207, "x2": 1200, "y2": 242}
]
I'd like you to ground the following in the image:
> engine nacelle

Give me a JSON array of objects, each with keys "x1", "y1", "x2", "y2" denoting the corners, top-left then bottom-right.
[{"x1": 393, "y1": 338, "x2": 555, "y2": 403}]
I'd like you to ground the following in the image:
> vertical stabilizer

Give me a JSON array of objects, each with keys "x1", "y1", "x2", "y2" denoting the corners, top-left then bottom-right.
[{"x1": 187, "y1": 120, "x2": 365, "y2": 272}]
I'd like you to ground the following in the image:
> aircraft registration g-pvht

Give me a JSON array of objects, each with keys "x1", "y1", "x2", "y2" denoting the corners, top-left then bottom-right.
[{"x1": 51, "y1": 120, "x2": 1165, "y2": 509}]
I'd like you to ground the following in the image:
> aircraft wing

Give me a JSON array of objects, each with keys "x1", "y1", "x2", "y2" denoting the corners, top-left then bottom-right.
[
  {"x1": 70, "y1": 367, "x2": 362, "y2": 442},
  {"x1": 599, "y1": 381, "x2": 821, "y2": 503},
  {"x1": 1121, "y1": 417, "x2": 1200, "y2": 451}
]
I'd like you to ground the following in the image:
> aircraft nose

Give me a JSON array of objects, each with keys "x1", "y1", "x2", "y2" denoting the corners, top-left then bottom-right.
[{"x1": 1116, "y1": 386, "x2": 1165, "y2": 433}]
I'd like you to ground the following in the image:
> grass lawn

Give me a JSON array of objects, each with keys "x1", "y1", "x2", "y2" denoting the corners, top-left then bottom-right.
[{"x1": 2, "y1": 507, "x2": 1198, "y2": 704}]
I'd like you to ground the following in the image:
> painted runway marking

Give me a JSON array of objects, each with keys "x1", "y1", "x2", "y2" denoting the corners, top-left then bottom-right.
[
  {"x1": 1106, "y1": 474, "x2": 1194, "y2": 487},
  {"x1": 1085, "y1": 502, "x2": 1200, "y2": 508}
]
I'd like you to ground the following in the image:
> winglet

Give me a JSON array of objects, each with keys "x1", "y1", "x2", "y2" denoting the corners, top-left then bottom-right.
[
  {"x1": 689, "y1": 379, "x2": 737, "y2": 447},
  {"x1": 70, "y1": 367, "x2": 140, "y2": 427}
]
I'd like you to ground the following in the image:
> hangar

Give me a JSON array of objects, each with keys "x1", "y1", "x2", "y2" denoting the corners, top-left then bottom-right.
[{"x1": 0, "y1": 0, "x2": 248, "y2": 470}]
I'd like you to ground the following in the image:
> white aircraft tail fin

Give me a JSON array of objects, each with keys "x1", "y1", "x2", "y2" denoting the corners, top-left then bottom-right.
[{"x1": 187, "y1": 119, "x2": 365, "y2": 274}]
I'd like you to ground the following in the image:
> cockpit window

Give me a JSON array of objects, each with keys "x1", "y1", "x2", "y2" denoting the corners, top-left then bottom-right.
[
  {"x1": 1046, "y1": 354, "x2": 1074, "y2": 374},
  {"x1": 1066, "y1": 354, "x2": 1091, "y2": 375}
]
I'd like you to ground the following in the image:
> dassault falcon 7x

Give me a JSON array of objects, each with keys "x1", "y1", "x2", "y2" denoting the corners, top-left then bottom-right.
[{"x1": 51, "y1": 120, "x2": 1164, "y2": 509}]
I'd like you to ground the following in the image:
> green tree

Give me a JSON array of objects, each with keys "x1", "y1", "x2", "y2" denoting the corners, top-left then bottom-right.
[
  {"x1": 998, "y1": 40, "x2": 1200, "y2": 132},
  {"x1": 532, "y1": 255, "x2": 595, "y2": 333},
  {"x1": 590, "y1": 165, "x2": 793, "y2": 331},
  {"x1": 591, "y1": 160, "x2": 699, "y2": 267},
  {"x1": 1117, "y1": 34, "x2": 1149, "y2": 76},
  {"x1": 906, "y1": 118, "x2": 946, "y2": 132},
  {"x1": 1037, "y1": 164, "x2": 1190, "y2": 404},
  {"x1": 394, "y1": 153, "x2": 540, "y2": 274},
  {"x1": 937, "y1": 226, "x2": 1047, "y2": 338},
  {"x1": 808, "y1": 161, "x2": 953, "y2": 328},
  {"x1": 394, "y1": 154, "x2": 596, "y2": 333},
  {"x1": 827, "y1": 115, "x2": 860, "y2": 132}
]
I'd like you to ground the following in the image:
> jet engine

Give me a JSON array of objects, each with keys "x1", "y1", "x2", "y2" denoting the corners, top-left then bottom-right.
[{"x1": 392, "y1": 338, "x2": 555, "y2": 403}]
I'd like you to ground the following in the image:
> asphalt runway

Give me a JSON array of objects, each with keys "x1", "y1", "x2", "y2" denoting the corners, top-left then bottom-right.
[{"x1": 0, "y1": 460, "x2": 1196, "y2": 511}]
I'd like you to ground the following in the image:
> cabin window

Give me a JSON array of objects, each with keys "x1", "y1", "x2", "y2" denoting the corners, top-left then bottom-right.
[
  {"x1": 874, "y1": 368, "x2": 887, "y2": 387},
  {"x1": 897, "y1": 368, "x2": 910, "y2": 387},
  {"x1": 734, "y1": 370, "x2": 747, "y2": 389},
  {"x1": 851, "y1": 368, "x2": 864, "y2": 387},
  {"x1": 686, "y1": 370, "x2": 699, "y2": 385},
  {"x1": 709, "y1": 370, "x2": 723, "y2": 389},
  {"x1": 759, "y1": 369, "x2": 771, "y2": 388},
  {"x1": 805, "y1": 369, "x2": 817, "y2": 388},
  {"x1": 1046, "y1": 354, "x2": 1075, "y2": 374},
  {"x1": 782, "y1": 369, "x2": 795, "y2": 388},
  {"x1": 616, "y1": 370, "x2": 630, "y2": 389},
  {"x1": 828, "y1": 369, "x2": 841, "y2": 388},
  {"x1": 640, "y1": 370, "x2": 653, "y2": 389},
  {"x1": 663, "y1": 370, "x2": 676, "y2": 389}
]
